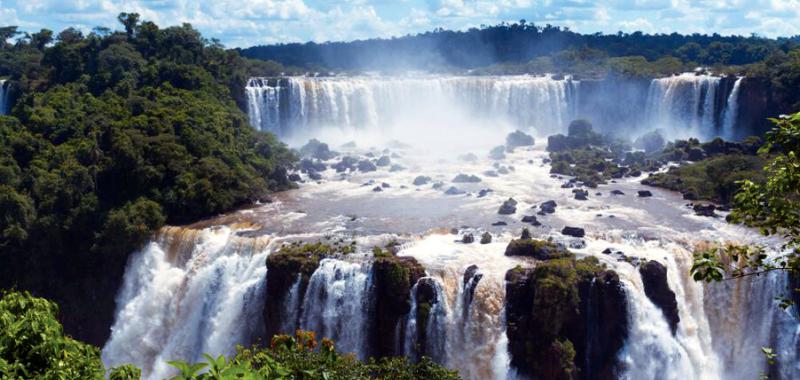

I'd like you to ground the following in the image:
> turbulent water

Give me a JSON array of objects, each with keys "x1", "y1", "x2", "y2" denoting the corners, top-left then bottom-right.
[
  {"x1": 0, "y1": 79, "x2": 9, "y2": 115},
  {"x1": 246, "y1": 75, "x2": 579, "y2": 141},
  {"x1": 103, "y1": 75, "x2": 795, "y2": 380}
]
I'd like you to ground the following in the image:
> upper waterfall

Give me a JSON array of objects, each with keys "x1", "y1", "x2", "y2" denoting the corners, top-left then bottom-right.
[
  {"x1": 0, "y1": 79, "x2": 9, "y2": 115},
  {"x1": 644, "y1": 73, "x2": 737, "y2": 140},
  {"x1": 245, "y1": 75, "x2": 579, "y2": 141}
]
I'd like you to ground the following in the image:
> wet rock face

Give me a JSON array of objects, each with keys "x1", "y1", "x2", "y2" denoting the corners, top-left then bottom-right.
[
  {"x1": 639, "y1": 260, "x2": 680, "y2": 335},
  {"x1": 505, "y1": 258, "x2": 628, "y2": 380},
  {"x1": 264, "y1": 246, "x2": 325, "y2": 339},
  {"x1": 370, "y1": 255, "x2": 426, "y2": 358}
]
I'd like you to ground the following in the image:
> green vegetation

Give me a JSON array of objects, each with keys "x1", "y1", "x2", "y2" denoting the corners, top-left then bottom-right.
[
  {"x1": 0, "y1": 291, "x2": 459, "y2": 380},
  {"x1": 0, "y1": 290, "x2": 138, "y2": 380},
  {"x1": 692, "y1": 112, "x2": 800, "y2": 285},
  {"x1": 0, "y1": 15, "x2": 296, "y2": 343}
]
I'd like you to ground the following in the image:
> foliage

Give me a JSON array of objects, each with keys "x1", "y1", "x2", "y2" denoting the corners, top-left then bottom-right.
[
  {"x1": 0, "y1": 291, "x2": 137, "y2": 380},
  {"x1": 168, "y1": 330, "x2": 461, "y2": 380},
  {"x1": 0, "y1": 15, "x2": 297, "y2": 343},
  {"x1": 690, "y1": 112, "x2": 800, "y2": 301}
]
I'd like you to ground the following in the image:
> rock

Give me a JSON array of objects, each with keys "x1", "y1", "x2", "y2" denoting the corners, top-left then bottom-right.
[
  {"x1": 602, "y1": 248, "x2": 613, "y2": 254},
  {"x1": 506, "y1": 130, "x2": 536, "y2": 150},
  {"x1": 288, "y1": 173, "x2": 301, "y2": 181},
  {"x1": 432, "y1": 182, "x2": 444, "y2": 189},
  {"x1": 498, "y1": 198, "x2": 518, "y2": 215},
  {"x1": 628, "y1": 169, "x2": 642, "y2": 177},
  {"x1": 370, "y1": 256, "x2": 426, "y2": 357},
  {"x1": 562, "y1": 226, "x2": 585, "y2": 238},
  {"x1": 687, "y1": 147, "x2": 705, "y2": 161},
  {"x1": 497, "y1": 166, "x2": 510, "y2": 175},
  {"x1": 574, "y1": 189, "x2": 589, "y2": 200},
  {"x1": 520, "y1": 228, "x2": 532, "y2": 240},
  {"x1": 561, "y1": 182, "x2": 575, "y2": 189},
  {"x1": 569, "y1": 239, "x2": 587, "y2": 249},
  {"x1": 462, "y1": 234, "x2": 475, "y2": 244},
  {"x1": 333, "y1": 156, "x2": 358, "y2": 172},
  {"x1": 299, "y1": 138, "x2": 335, "y2": 160},
  {"x1": 681, "y1": 189, "x2": 698, "y2": 200},
  {"x1": 362, "y1": 180, "x2": 375, "y2": 186},
  {"x1": 299, "y1": 158, "x2": 327, "y2": 173},
  {"x1": 639, "y1": 261, "x2": 680, "y2": 335},
  {"x1": 521, "y1": 215, "x2": 541, "y2": 226},
  {"x1": 484, "y1": 170, "x2": 499, "y2": 177},
  {"x1": 540, "y1": 200, "x2": 557, "y2": 214},
  {"x1": 413, "y1": 176, "x2": 431, "y2": 186},
  {"x1": 477, "y1": 189, "x2": 492, "y2": 197},
  {"x1": 372, "y1": 186, "x2": 383, "y2": 192},
  {"x1": 376, "y1": 155, "x2": 391, "y2": 167},
  {"x1": 381, "y1": 182, "x2": 390, "y2": 188},
  {"x1": 505, "y1": 239, "x2": 571, "y2": 259},
  {"x1": 357, "y1": 160, "x2": 377, "y2": 172},
  {"x1": 634, "y1": 131, "x2": 665, "y2": 153},
  {"x1": 480, "y1": 232, "x2": 492, "y2": 244},
  {"x1": 445, "y1": 186, "x2": 466, "y2": 195},
  {"x1": 389, "y1": 164, "x2": 405, "y2": 172},
  {"x1": 491, "y1": 221, "x2": 508, "y2": 226},
  {"x1": 693, "y1": 203, "x2": 716, "y2": 217},
  {"x1": 489, "y1": 145, "x2": 506, "y2": 160},
  {"x1": 610, "y1": 190, "x2": 625, "y2": 196},
  {"x1": 595, "y1": 192, "x2": 602, "y2": 196},
  {"x1": 452, "y1": 174, "x2": 482, "y2": 183},
  {"x1": 637, "y1": 190, "x2": 653, "y2": 197},
  {"x1": 307, "y1": 170, "x2": 322, "y2": 181}
]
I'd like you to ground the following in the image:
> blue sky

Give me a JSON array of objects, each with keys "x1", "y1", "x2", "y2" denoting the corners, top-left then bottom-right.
[{"x1": 1, "y1": 0, "x2": 799, "y2": 48}]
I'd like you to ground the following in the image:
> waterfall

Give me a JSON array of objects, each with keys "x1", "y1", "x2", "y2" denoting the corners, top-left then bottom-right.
[
  {"x1": 645, "y1": 73, "x2": 726, "y2": 140},
  {"x1": 245, "y1": 75, "x2": 579, "y2": 138},
  {"x1": 0, "y1": 79, "x2": 8, "y2": 115},
  {"x1": 101, "y1": 227, "x2": 273, "y2": 380},
  {"x1": 299, "y1": 258, "x2": 373, "y2": 359},
  {"x1": 720, "y1": 77, "x2": 743, "y2": 140}
]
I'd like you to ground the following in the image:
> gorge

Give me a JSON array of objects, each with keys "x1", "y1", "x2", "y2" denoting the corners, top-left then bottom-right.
[{"x1": 101, "y1": 74, "x2": 800, "y2": 380}]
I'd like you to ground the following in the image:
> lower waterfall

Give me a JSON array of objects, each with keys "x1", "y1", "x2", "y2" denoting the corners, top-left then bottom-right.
[
  {"x1": 0, "y1": 79, "x2": 9, "y2": 115},
  {"x1": 102, "y1": 130, "x2": 798, "y2": 380}
]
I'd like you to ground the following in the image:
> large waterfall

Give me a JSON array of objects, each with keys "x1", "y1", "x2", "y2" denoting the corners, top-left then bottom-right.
[
  {"x1": 644, "y1": 73, "x2": 742, "y2": 141},
  {"x1": 103, "y1": 76, "x2": 796, "y2": 380},
  {"x1": 245, "y1": 76, "x2": 579, "y2": 139},
  {"x1": 0, "y1": 79, "x2": 9, "y2": 115}
]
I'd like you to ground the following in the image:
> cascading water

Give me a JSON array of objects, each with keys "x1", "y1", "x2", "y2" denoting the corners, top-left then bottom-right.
[
  {"x1": 298, "y1": 258, "x2": 373, "y2": 359},
  {"x1": 103, "y1": 76, "x2": 798, "y2": 380},
  {"x1": 720, "y1": 77, "x2": 743, "y2": 140},
  {"x1": 0, "y1": 79, "x2": 9, "y2": 115},
  {"x1": 645, "y1": 73, "x2": 728, "y2": 140},
  {"x1": 245, "y1": 76, "x2": 579, "y2": 139},
  {"x1": 102, "y1": 226, "x2": 273, "y2": 380}
]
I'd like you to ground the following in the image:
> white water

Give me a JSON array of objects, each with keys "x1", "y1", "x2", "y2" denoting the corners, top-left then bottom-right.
[
  {"x1": 299, "y1": 258, "x2": 373, "y2": 359},
  {"x1": 104, "y1": 77, "x2": 797, "y2": 380},
  {"x1": 645, "y1": 73, "x2": 725, "y2": 140},
  {"x1": 721, "y1": 77, "x2": 743, "y2": 140},
  {"x1": 0, "y1": 79, "x2": 8, "y2": 115},
  {"x1": 245, "y1": 75, "x2": 579, "y2": 141}
]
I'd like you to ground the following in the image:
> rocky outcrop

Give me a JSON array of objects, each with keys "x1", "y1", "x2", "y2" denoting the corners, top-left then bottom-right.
[
  {"x1": 505, "y1": 256, "x2": 628, "y2": 380},
  {"x1": 562, "y1": 227, "x2": 585, "y2": 238},
  {"x1": 505, "y1": 239, "x2": 571, "y2": 260},
  {"x1": 369, "y1": 255, "x2": 426, "y2": 358},
  {"x1": 498, "y1": 198, "x2": 518, "y2": 215},
  {"x1": 639, "y1": 260, "x2": 680, "y2": 335},
  {"x1": 264, "y1": 243, "x2": 327, "y2": 339},
  {"x1": 506, "y1": 130, "x2": 535, "y2": 150},
  {"x1": 299, "y1": 139, "x2": 335, "y2": 160}
]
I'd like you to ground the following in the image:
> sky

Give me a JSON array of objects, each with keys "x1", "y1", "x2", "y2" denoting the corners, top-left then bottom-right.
[{"x1": 1, "y1": 0, "x2": 799, "y2": 48}]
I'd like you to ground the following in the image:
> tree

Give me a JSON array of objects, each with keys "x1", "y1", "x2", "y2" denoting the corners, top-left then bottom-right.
[
  {"x1": 117, "y1": 12, "x2": 141, "y2": 38},
  {"x1": 692, "y1": 112, "x2": 800, "y2": 292}
]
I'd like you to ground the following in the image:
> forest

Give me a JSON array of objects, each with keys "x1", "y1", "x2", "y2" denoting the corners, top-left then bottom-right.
[{"x1": 0, "y1": 15, "x2": 298, "y2": 345}]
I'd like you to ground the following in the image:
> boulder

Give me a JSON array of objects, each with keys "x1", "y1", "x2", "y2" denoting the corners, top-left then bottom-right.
[
  {"x1": 489, "y1": 145, "x2": 506, "y2": 160},
  {"x1": 693, "y1": 203, "x2": 716, "y2": 217},
  {"x1": 491, "y1": 221, "x2": 508, "y2": 226},
  {"x1": 452, "y1": 174, "x2": 482, "y2": 183},
  {"x1": 521, "y1": 215, "x2": 541, "y2": 226},
  {"x1": 540, "y1": 200, "x2": 557, "y2": 214},
  {"x1": 333, "y1": 156, "x2": 358, "y2": 172},
  {"x1": 389, "y1": 164, "x2": 405, "y2": 172},
  {"x1": 307, "y1": 170, "x2": 322, "y2": 181},
  {"x1": 357, "y1": 159, "x2": 377, "y2": 172},
  {"x1": 445, "y1": 186, "x2": 466, "y2": 195},
  {"x1": 299, "y1": 138, "x2": 335, "y2": 160},
  {"x1": 574, "y1": 189, "x2": 589, "y2": 201},
  {"x1": 372, "y1": 186, "x2": 383, "y2": 192},
  {"x1": 413, "y1": 176, "x2": 431, "y2": 186},
  {"x1": 610, "y1": 190, "x2": 625, "y2": 196},
  {"x1": 376, "y1": 155, "x2": 391, "y2": 167},
  {"x1": 299, "y1": 158, "x2": 327, "y2": 173},
  {"x1": 506, "y1": 130, "x2": 536, "y2": 150},
  {"x1": 288, "y1": 173, "x2": 301, "y2": 182},
  {"x1": 637, "y1": 190, "x2": 653, "y2": 197},
  {"x1": 462, "y1": 234, "x2": 475, "y2": 244},
  {"x1": 505, "y1": 239, "x2": 571, "y2": 260},
  {"x1": 480, "y1": 232, "x2": 492, "y2": 244},
  {"x1": 562, "y1": 227, "x2": 585, "y2": 238},
  {"x1": 639, "y1": 261, "x2": 680, "y2": 335},
  {"x1": 477, "y1": 189, "x2": 492, "y2": 197},
  {"x1": 498, "y1": 198, "x2": 518, "y2": 215}
]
